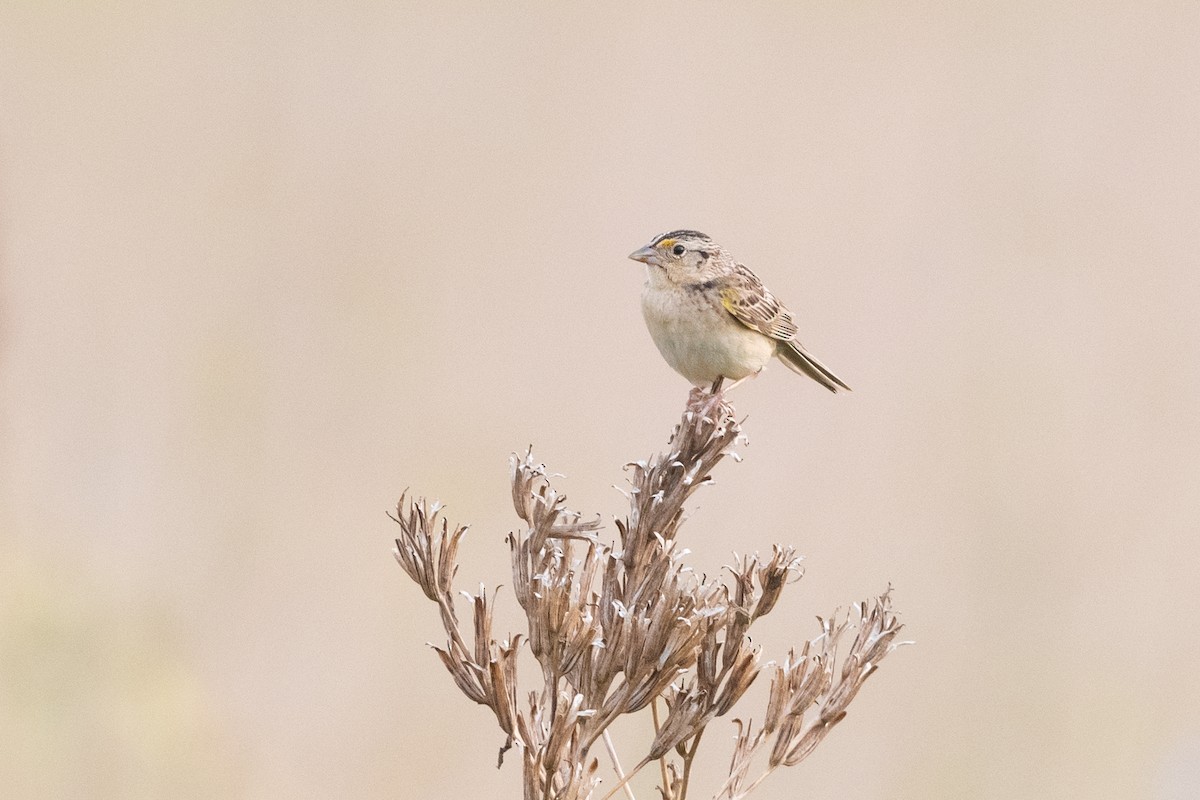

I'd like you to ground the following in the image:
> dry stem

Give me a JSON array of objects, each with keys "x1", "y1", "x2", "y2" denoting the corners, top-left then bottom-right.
[{"x1": 391, "y1": 388, "x2": 904, "y2": 800}]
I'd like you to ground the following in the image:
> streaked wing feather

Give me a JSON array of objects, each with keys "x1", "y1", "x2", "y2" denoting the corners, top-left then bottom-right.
[{"x1": 719, "y1": 264, "x2": 799, "y2": 340}]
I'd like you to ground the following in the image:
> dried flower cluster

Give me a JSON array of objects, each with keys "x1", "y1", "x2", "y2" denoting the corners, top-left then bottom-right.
[{"x1": 392, "y1": 388, "x2": 904, "y2": 800}]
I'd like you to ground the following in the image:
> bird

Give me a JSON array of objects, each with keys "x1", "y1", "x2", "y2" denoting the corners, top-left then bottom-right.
[{"x1": 628, "y1": 230, "x2": 850, "y2": 394}]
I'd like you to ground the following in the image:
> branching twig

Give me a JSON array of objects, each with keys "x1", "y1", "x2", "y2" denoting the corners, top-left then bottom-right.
[
  {"x1": 391, "y1": 389, "x2": 906, "y2": 800},
  {"x1": 602, "y1": 730, "x2": 637, "y2": 800}
]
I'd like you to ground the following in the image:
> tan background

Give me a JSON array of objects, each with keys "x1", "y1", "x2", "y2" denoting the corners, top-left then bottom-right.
[{"x1": 3, "y1": 3, "x2": 1199, "y2": 799}]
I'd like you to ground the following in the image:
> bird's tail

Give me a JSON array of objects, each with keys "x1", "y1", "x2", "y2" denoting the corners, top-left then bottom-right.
[{"x1": 777, "y1": 341, "x2": 851, "y2": 393}]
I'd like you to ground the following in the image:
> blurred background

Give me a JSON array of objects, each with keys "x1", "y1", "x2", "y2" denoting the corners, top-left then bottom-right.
[{"x1": 2, "y1": 3, "x2": 1198, "y2": 799}]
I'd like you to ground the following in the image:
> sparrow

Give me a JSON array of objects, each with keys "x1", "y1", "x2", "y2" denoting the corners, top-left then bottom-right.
[{"x1": 629, "y1": 230, "x2": 849, "y2": 393}]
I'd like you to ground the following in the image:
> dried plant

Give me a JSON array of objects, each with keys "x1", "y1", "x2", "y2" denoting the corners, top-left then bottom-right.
[{"x1": 391, "y1": 388, "x2": 905, "y2": 800}]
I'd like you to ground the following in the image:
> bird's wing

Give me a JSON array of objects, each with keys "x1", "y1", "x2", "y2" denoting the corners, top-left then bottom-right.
[{"x1": 719, "y1": 263, "x2": 799, "y2": 341}]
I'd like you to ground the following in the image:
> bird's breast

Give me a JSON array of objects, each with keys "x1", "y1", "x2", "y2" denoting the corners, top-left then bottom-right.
[{"x1": 640, "y1": 284, "x2": 775, "y2": 384}]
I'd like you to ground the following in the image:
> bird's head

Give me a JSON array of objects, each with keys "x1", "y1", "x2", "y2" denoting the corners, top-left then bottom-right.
[{"x1": 628, "y1": 230, "x2": 730, "y2": 285}]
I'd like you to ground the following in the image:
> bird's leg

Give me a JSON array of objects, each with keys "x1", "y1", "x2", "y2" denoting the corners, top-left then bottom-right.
[
  {"x1": 709, "y1": 377, "x2": 725, "y2": 395},
  {"x1": 719, "y1": 368, "x2": 764, "y2": 395}
]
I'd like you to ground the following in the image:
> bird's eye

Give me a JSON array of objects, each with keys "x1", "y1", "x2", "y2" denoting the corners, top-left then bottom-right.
[{"x1": 672, "y1": 244, "x2": 686, "y2": 256}]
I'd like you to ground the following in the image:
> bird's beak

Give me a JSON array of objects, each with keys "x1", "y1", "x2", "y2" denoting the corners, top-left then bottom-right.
[{"x1": 628, "y1": 245, "x2": 660, "y2": 266}]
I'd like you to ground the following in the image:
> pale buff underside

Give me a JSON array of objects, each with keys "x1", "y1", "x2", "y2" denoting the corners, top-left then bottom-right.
[{"x1": 641, "y1": 279, "x2": 776, "y2": 385}]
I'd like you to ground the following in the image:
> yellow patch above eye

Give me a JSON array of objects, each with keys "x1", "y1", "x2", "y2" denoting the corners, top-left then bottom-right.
[{"x1": 658, "y1": 239, "x2": 676, "y2": 250}]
